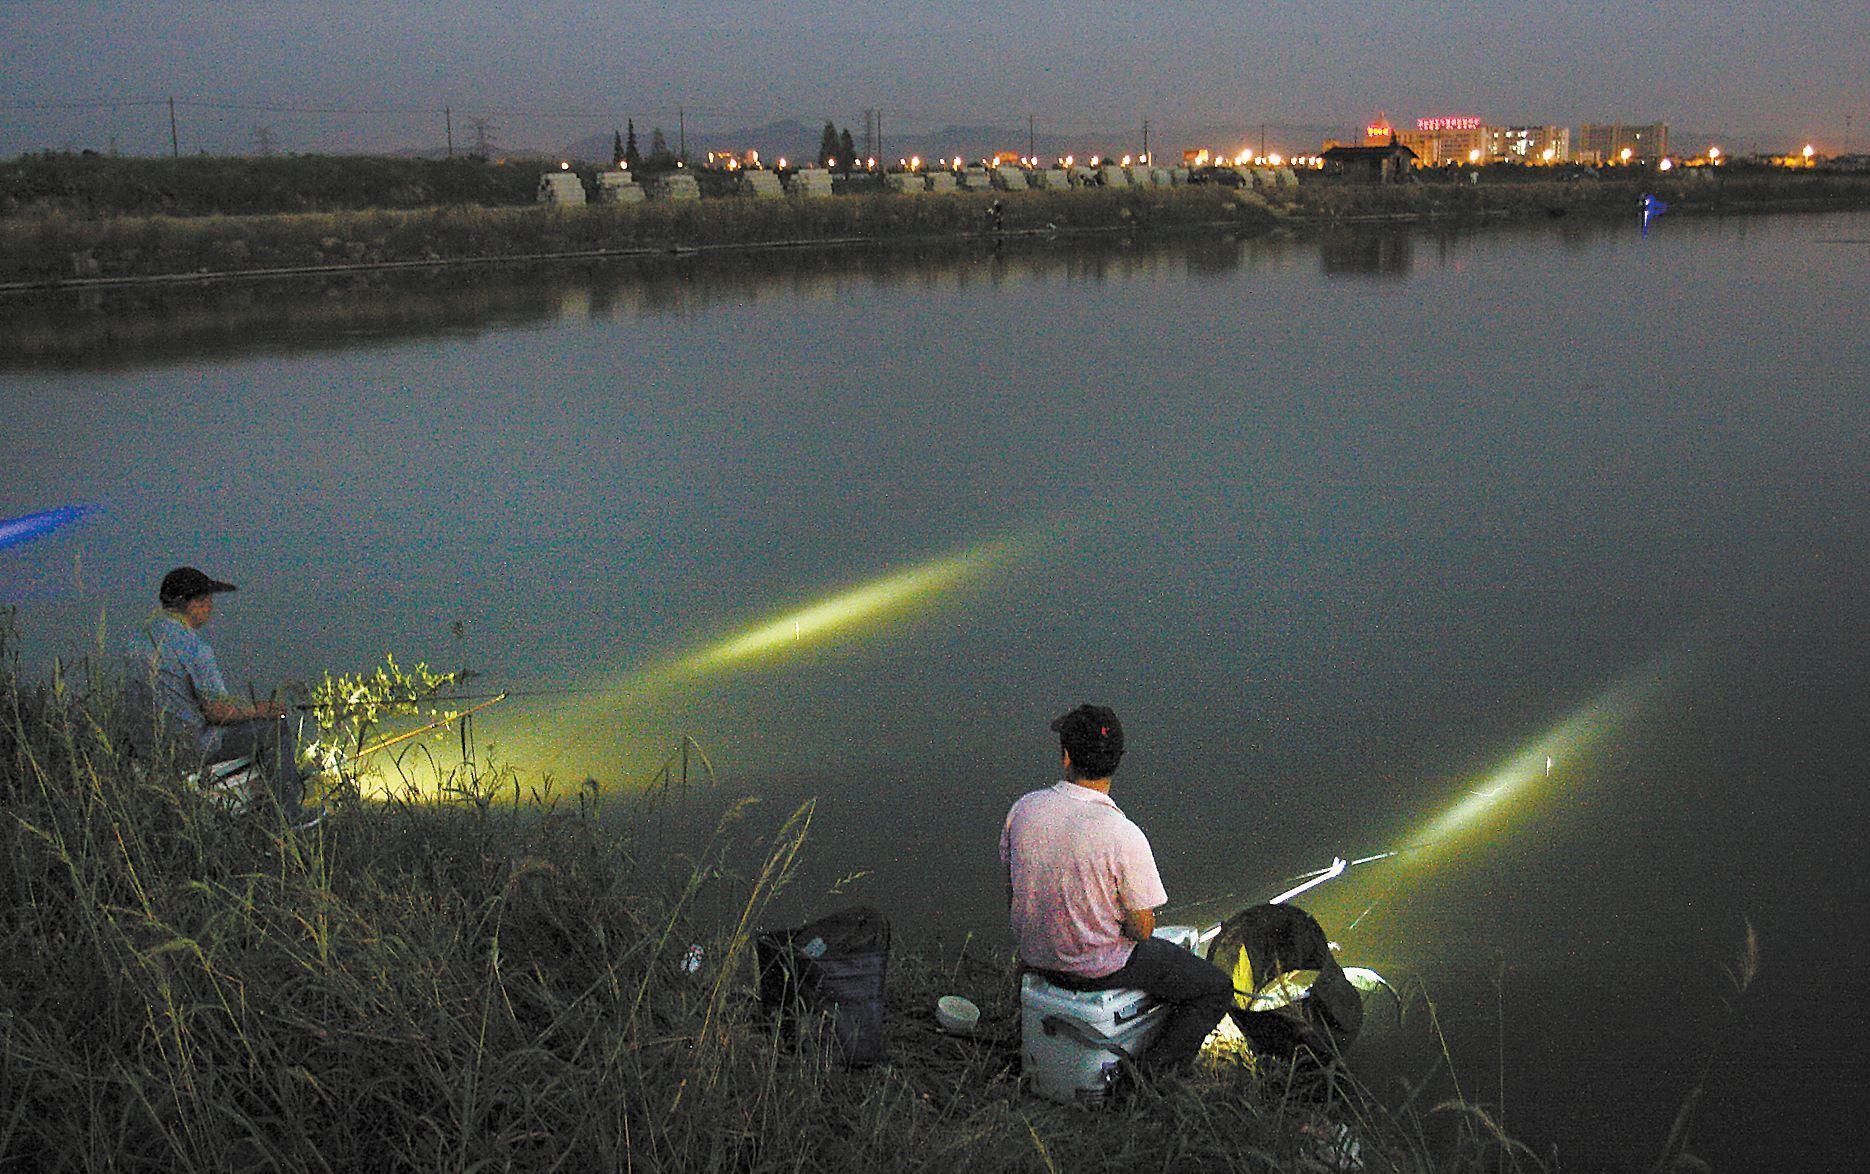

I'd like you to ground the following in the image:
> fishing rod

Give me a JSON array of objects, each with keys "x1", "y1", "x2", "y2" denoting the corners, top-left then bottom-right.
[
  {"x1": 292, "y1": 683, "x2": 611, "y2": 713},
  {"x1": 339, "y1": 693, "x2": 507, "y2": 764},
  {"x1": 1194, "y1": 847, "x2": 1417, "y2": 952}
]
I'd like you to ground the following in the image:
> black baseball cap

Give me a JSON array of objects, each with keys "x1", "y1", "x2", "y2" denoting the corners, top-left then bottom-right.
[
  {"x1": 159, "y1": 566, "x2": 237, "y2": 608},
  {"x1": 1050, "y1": 703, "x2": 1124, "y2": 759}
]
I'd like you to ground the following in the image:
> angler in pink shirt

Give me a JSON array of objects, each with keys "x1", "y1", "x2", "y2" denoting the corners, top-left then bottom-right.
[{"x1": 1002, "y1": 704, "x2": 1233, "y2": 1075}]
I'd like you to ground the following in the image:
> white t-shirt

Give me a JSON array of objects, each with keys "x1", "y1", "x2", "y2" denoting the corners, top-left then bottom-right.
[{"x1": 1001, "y1": 781, "x2": 1169, "y2": 978}]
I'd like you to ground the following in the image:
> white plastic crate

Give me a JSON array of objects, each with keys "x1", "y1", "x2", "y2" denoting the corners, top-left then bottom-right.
[{"x1": 1019, "y1": 925, "x2": 1199, "y2": 1105}]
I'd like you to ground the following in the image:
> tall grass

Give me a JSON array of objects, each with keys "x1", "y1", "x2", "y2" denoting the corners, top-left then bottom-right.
[{"x1": 2, "y1": 613, "x2": 1541, "y2": 1171}]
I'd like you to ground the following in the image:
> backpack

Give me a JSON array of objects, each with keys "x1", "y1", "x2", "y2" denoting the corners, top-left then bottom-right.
[{"x1": 755, "y1": 904, "x2": 890, "y2": 1067}]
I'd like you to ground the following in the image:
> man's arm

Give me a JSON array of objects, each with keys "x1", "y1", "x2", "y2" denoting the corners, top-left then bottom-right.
[
  {"x1": 182, "y1": 634, "x2": 283, "y2": 724},
  {"x1": 1121, "y1": 906, "x2": 1156, "y2": 942}
]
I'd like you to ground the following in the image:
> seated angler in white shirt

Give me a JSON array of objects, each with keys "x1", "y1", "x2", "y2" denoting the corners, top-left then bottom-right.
[{"x1": 1001, "y1": 704, "x2": 1233, "y2": 1077}]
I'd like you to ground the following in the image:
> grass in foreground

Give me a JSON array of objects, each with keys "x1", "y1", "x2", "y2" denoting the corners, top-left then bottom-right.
[{"x1": 1, "y1": 620, "x2": 1541, "y2": 1172}]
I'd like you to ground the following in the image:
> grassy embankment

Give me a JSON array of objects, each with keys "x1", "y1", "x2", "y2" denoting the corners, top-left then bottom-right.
[
  {"x1": 0, "y1": 153, "x2": 1269, "y2": 286},
  {"x1": 0, "y1": 616, "x2": 1544, "y2": 1173},
  {"x1": 0, "y1": 187, "x2": 1260, "y2": 286},
  {"x1": 3, "y1": 153, "x2": 1869, "y2": 287},
  {"x1": 1291, "y1": 167, "x2": 1870, "y2": 223}
]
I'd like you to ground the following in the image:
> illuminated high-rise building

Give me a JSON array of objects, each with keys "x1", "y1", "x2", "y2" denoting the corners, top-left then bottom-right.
[
  {"x1": 1576, "y1": 123, "x2": 1669, "y2": 164},
  {"x1": 1395, "y1": 116, "x2": 1486, "y2": 165},
  {"x1": 1487, "y1": 126, "x2": 1570, "y2": 163}
]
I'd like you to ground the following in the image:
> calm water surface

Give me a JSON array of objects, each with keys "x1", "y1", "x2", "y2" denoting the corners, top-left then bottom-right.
[{"x1": 6, "y1": 212, "x2": 1868, "y2": 1170}]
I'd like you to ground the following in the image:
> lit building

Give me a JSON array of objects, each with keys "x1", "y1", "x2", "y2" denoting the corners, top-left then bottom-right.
[
  {"x1": 1350, "y1": 115, "x2": 1582, "y2": 168},
  {"x1": 1575, "y1": 124, "x2": 1669, "y2": 164},
  {"x1": 1487, "y1": 126, "x2": 1570, "y2": 163},
  {"x1": 1320, "y1": 142, "x2": 1419, "y2": 183},
  {"x1": 1394, "y1": 116, "x2": 1486, "y2": 166},
  {"x1": 704, "y1": 148, "x2": 761, "y2": 170}
]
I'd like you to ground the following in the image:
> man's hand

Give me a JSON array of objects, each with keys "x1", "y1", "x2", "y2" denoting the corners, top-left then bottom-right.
[
  {"x1": 202, "y1": 697, "x2": 285, "y2": 724},
  {"x1": 1121, "y1": 906, "x2": 1156, "y2": 942}
]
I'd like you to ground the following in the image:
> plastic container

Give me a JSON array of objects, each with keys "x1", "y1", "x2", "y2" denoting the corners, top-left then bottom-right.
[
  {"x1": 1020, "y1": 976, "x2": 1165, "y2": 1104},
  {"x1": 1153, "y1": 924, "x2": 1200, "y2": 953},
  {"x1": 935, "y1": 995, "x2": 979, "y2": 1035},
  {"x1": 1018, "y1": 926, "x2": 1201, "y2": 1105}
]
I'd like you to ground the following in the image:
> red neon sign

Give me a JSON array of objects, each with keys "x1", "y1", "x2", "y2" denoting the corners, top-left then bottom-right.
[{"x1": 1417, "y1": 116, "x2": 1482, "y2": 132}]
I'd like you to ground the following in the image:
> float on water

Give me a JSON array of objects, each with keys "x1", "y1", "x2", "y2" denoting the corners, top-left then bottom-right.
[{"x1": 1408, "y1": 656, "x2": 1673, "y2": 859}]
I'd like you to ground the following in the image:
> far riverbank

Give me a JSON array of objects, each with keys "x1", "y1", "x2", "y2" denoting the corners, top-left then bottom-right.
[{"x1": 4, "y1": 170, "x2": 1868, "y2": 291}]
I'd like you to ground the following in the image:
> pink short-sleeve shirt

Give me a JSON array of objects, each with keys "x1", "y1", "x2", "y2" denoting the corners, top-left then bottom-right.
[{"x1": 1000, "y1": 781, "x2": 1169, "y2": 978}]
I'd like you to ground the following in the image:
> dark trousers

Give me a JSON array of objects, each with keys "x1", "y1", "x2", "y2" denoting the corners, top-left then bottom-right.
[
  {"x1": 213, "y1": 716, "x2": 308, "y2": 819},
  {"x1": 1066, "y1": 936, "x2": 1235, "y2": 1072}
]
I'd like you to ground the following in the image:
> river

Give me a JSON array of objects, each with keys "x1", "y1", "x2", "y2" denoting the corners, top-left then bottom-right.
[{"x1": 5, "y1": 211, "x2": 1867, "y2": 1170}]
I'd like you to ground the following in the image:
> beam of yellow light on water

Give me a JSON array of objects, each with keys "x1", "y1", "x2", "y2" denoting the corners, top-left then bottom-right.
[
  {"x1": 1409, "y1": 657, "x2": 1674, "y2": 862},
  {"x1": 397, "y1": 536, "x2": 1026, "y2": 796},
  {"x1": 621, "y1": 536, "x2": 1020, "y2": 694},
  {"x1": 678, "y1": 540, "x2": 1016, "y2": 675}
]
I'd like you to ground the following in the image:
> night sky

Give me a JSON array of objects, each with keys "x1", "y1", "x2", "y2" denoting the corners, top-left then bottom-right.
[{"x1": 3, "y1": 1, "x2": 1865, "y2": 157}]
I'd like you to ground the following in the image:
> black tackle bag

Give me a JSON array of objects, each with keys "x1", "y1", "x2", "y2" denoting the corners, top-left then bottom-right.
[{"x1": 755, "y1": 904, "x2": 890, "y2": 1067}]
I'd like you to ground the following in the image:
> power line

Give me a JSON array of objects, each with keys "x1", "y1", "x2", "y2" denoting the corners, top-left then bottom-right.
[
  {"x1": 170, "y1": 98, "x2": 444, "y2": 117},
  {"x1": 5, "y1": 94, "x2": 1288, "y2": 135},
  {"x1": 0, "y1": 98, "x2": 169, "y2": 110}
]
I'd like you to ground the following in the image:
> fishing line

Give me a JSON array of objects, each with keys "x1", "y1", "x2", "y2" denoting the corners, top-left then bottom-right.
[
  {"x1": 292, "y1": 682, "x2": 610, "y2": 712},
  {"x1": 1195, "y1": 840, "x2": 1449, "y2": 949}
]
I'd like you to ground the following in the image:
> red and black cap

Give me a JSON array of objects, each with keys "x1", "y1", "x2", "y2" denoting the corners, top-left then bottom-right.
[{"x1": 1050, "y1": 703, "x2": 1124, "y2": 759}]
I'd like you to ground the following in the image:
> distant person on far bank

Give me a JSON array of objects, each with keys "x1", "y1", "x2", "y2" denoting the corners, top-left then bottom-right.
[
  {"x1": 124, "y1": 566, "x2": 315, "y2": 826},
  {"x1": 1001, "y1": 704, "x2": 1233, "y2": 1078}
]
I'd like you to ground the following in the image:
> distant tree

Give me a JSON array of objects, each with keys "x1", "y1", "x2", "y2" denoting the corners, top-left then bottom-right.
[
  {"x1": 818, "y1": 121, "x2": 839, "y2": 168},
  {"x1": 612, "y1": 129, "x2": 625, "y2": 167},
  {"x1": 625, "y1": 119, "x2": 640, "y2": 169},
  {"x1": 838, "y1": 128, "x2": 856, "y2": 172},
  {"x1": 639, "y1": 127, "x2": 677, "y2": 173}
]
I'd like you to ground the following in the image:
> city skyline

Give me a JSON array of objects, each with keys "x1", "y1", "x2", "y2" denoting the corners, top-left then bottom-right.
[{"x1": 2, "y1": 1, "x2": 1865, "y2": 159}]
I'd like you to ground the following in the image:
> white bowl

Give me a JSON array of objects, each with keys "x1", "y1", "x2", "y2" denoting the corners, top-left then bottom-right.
[{"x1": 935, "y1": 994, "x2": 980, "y2": 1035}]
